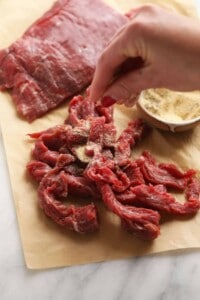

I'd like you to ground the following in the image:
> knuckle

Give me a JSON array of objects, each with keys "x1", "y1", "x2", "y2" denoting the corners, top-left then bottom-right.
[
  {"x1": 97, "y1": 49, "x2": 109, "y2": 66},
  {"x1": 138, "y1": 3, "x2": 159, "y2": 15},
  {"x1": 127, "y1": 4, "x2": 160, "y2": 37},
  {"x1": 126, "y1": 19, "x2": 147, "y2": 40}
]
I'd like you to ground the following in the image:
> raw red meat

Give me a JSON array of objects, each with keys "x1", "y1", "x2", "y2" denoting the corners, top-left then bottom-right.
[
  {"x1": 123, "y1": 161, "x2": 145, "y2": 186},
  {"x1": 27, "y1": 94, "x2": 200, "y2": 238},
  {"x1": 86, "y1": 161, "x2": 130, "y2": 192},
  {"x1": 117, "y1": 184, "x2": 200, "y2": 215},
  {"x1": 38, "y1": 170, "x2": 99, "y2": 233},
  {"x1": 66, "y1": 94, "x2": 114, "y2": 127},
  {"x1": 185, "y1": 178, "x2": 200, "y2": 203},
  {"x1": 116, "y1": 184, "x2": 167, "y2": 205},
  {"x1": 26, "y1": 161, "x2": 52, "y2": 182},
  {"x1": 31, "y1": 125, "x2": 75, "y2": 167},
  {"x1": 64, "y1": 173, "x2": 98, "y2": 198},
  {"x1": 159, "y1": 163, "x2": 196, "y2": 179},
  {"x1": 63, "y1": 163, "x2": 84, "y2": 177},
  {"x1": 0, "y1": 0, "x2": 127, "y2": 121},
  {"x1": 101, "y1": 96, "x2": 117, "y2": 107},
  {"x1": 88, "y1": 117, "x2": 105, "y2": 144},
  {"x1": 103, "y1": 123, "x2": 117, "y2": 148},
  {"x1": 66, "y1": 95, "x2": 96, "y2": 127},
  {"x1": 137, "y1": 151, "x2": 195, "y2": 190},
  {"x1": 100, "y1": 183, "x2": 160, "y2": 240},
  {"x1": 115, "y1": 119, "x2": 150, "y2": 166}
]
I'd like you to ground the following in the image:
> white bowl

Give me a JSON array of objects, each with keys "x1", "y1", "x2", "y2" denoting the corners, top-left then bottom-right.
[{"x1": 137, "y1": 90, "x2": 200, "y2": 132}]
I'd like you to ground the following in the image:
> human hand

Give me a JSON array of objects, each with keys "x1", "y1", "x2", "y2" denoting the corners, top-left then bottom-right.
[{"x1": 90, "y1": 4, "x2": 200, "y2": 106}]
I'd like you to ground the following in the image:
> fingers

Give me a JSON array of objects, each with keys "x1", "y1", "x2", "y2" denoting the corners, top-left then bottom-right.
[
  {"x1": 89, "y1": 4, "x2": 164, "y2": 103},
  {"x1": 89, "y1": 17, "x2": 142, "y2": 102},
  {"x1": 89, "y1": 6, "x2": 148, "y2": 102},
  {"x1": 89, "y1": 39, "x2": 126, "y2": 102},
  {"x1": 101, "y1": 65, "x2": 152, "y2": 106}
]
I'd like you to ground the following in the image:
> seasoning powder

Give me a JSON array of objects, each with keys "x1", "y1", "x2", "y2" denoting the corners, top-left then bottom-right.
[{"x1": 140, "y1": 89, "x2": 200, "y2": 123}]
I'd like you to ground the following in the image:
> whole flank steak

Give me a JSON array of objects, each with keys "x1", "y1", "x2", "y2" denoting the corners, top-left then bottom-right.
[{"x1": 0, "y1": 0, "x2": 127, "y2": 121}]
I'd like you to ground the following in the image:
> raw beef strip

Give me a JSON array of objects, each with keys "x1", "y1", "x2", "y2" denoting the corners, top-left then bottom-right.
[
  {"x1": 64, "y1": 173, "x2": 98, "y2": 198},
  {"x1": 118, "y1": 184, "x2": 200, "y2": 215},
  {"x1": 122, "y1": 161, "x2": 145, "y2": 186},
  {"x1": 185, "y1": 178, "x2": 200, "y2": 203},
  {"x1": 116, "y1": 184, "x2": 167, "y2": 205},
  {"x1": 65, "y1": 94, "x2": 114, "y2": 127},
  {"x1": 38, "y1": 170, "x2": 99, "y2": 233},
  {"x1": 31, "y1": 125, "x2": 75, "y2": 167},
  {"x1": 87, "y1": 163, "x2": 130, "y2": 193},
  {"x1": 100, "y1": 183, "x2": 160, "y2": 240},
  {"x1": 115, "y1": 119, "x2": 150, "y2": 166},
  {"x1": 103, "y1": 123, "x2": 117, "y2": 148},
  {"x1": 0, "y1": 0, "x2": 127, "y2": 121},
  {"x1": 26, "y1": 160, "x2": 52, "y2": 182},
  {"x1": 101, "y1": 96, "x2": 117, "y2": 107},
  {"x1": 137, "y1": 151, "x2": 196, "y2": 190}
]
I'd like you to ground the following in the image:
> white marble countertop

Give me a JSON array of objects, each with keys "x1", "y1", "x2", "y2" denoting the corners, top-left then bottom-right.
[{"x1": 1, "y1": 1, "x2": 200, "y2": 299}]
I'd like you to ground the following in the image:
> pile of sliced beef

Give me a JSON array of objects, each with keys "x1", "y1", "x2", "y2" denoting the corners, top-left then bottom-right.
[{"x1": 27, "y1": 94, "x2": 200, "y2": 240}]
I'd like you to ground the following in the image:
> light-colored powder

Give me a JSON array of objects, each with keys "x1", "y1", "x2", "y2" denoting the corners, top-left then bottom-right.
[{"x1": 140, "y1": 88, "x2": 200, "y2": 123}]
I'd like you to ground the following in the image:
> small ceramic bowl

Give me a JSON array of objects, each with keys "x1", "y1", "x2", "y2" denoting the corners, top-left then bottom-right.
[{"x1": 137, "y1": 91, "x2": 200, "y2": 132}]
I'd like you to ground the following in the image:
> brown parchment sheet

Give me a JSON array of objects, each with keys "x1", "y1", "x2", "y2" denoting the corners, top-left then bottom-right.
[{"x1": 0, "y1": 0, "x2": 200, "y2": 269}]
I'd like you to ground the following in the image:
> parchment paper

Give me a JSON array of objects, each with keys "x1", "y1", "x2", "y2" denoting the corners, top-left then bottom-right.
[{"x1": 0, "y1": 0, "x2": 200, "y2": 269}]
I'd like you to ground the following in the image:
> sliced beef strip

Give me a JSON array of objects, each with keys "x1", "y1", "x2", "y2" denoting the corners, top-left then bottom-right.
[
  {"x1": 117, "y1": 184, "x2": 200, "y2": 215},
  {"x1": 185, "y1": 178, "x2": 200, "y2": 203},
  {"x1": 31, "y1": 124, "x2": 75, "y2": 167},
  {"x1": 65, "y1": 94, "x2": 114, "y2": 127},
  {"x1": 100, "y1": 183, "x2": 160, "y2": 240},
  {"x1": 38, "y1": 170, "x2": 99, "y2": 233},
  {"x1": 26, "y1": 160, "x2": 52, "y2": 182},
  {"x1": 137, "y1": 151, "x2": 196, "y2": 190},
  {"x1": 115, "y1": 119, "x2": 150, "y2": 166},
  {"x1": 122, "y1": 161, "x2": 145, "y2": 186},
  {"x1": 0, "y1": 0, "x2": 127, "y2": 121}
]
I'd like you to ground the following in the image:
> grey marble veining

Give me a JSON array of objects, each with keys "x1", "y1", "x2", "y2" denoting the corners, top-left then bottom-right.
[{"x1": 1, "y1": 1, "x2": 200, "y2": 299}]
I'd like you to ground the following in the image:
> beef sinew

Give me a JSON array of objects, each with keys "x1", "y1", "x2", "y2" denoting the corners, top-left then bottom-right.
[{"x1": 0, "y1": 0, "x2": 127, "y2": 121}]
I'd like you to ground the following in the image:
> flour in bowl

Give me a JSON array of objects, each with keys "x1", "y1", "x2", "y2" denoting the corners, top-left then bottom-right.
[{"x1": 140, "y1": 89, "x2": 200, "y2": 123}]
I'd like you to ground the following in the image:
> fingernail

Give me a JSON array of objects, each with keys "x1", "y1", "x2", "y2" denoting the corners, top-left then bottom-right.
[{"x1": 101, "y1": 96, "x2": 116, "y2": 107}]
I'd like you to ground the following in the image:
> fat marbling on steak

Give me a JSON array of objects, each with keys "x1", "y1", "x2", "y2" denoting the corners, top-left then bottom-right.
[{"x1": 0, "y1": 0, "x2": 127, "y2": 121}]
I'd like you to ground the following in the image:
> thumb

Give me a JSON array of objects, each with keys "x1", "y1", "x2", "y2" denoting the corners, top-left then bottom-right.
[{"x1": 103, "y1": 65, "x2": 153, "y2": 105}]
